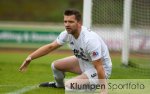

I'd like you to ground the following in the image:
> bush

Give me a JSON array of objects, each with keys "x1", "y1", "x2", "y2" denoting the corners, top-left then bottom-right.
[{"x1": 0, "y1": 0, "x2": 83, "y2": 22}]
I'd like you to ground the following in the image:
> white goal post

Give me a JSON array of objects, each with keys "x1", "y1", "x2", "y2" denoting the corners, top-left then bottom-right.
[
  {"x1": 83, "y1": 0, "x2": 92, "y2": 28},
  {"x1": 122, "y1": 0, "x2": 132, "y2": 65}
]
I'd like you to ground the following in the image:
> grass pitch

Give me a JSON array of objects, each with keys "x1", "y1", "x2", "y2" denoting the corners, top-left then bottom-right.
[{"x1": 0, "y1": 50, "x2": 150, "y2": 94}]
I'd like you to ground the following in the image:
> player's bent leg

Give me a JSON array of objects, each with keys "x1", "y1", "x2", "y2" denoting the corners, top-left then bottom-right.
[
  {"x1": 51, "y1": 63, "x2": 65, "y2": 87},
  {"x1": 65, "y1": 68, "x2": 101, "y2": 91},
  {"x1": 39, "y1": 56, "x2": 82, "y2": 88},
  {"x1": 65, "y1": 73, "x2": 90, "y2": 91},
  {"x1": 39, "y1": 63, "x2": 62, "y2": 88},
  {"x1": 52, "y1": 56, "x2": 82, "y2": 87},
  {"x1": 54, "y1": 56, "x2": 82, "y2": 74}
]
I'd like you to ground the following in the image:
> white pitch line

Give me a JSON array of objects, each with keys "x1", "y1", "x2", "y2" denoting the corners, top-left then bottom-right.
[
  {"x1": 0, "y1": 85, "x2": 22, "y2": 87},
  {"x1": 6, "y1": 85, "x2": 38, "y2": 94}
]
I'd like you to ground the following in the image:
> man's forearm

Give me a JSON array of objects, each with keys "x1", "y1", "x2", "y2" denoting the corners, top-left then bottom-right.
[
  {"x1": 29, "y1": 43, "x2": 60, "y2": 60},
  {"x1": 93, "y1": 59, "x2": 108, "y2": 94}
]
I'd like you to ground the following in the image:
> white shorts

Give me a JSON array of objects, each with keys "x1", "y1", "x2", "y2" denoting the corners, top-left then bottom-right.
[
  {"x1": 78, "y1": 58, "x2": 112, "y2": 84},
  {"x1": 83, "y1": 67, "x2": 112, "y2": 84}
]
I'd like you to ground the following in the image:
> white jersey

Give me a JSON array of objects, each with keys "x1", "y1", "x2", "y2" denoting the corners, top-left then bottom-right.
[{"x1": 56, "y1": 26, "x2": 112, "y2": 73}]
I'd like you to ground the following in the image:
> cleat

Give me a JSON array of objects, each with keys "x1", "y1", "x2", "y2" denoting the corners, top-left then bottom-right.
[{"x1": 39, "y1": 82, "x2": 57, "y2": 88}]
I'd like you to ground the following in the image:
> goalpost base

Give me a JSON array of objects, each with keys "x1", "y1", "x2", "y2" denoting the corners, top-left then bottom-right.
[{"x1": 121, "y1": 60, "x2": 132, "y2": 68}]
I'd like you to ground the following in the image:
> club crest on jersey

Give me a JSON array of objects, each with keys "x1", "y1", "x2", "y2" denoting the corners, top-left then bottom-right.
[{"x1": 92, "y1": 51, "x2": 99, "y2": 56}]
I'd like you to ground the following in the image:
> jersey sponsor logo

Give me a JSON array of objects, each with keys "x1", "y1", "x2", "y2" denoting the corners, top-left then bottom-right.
[
  {"x1": 92, "y1": 51, "x2": 99, "y2": 57},
  {"x1": 73, "y1": 48, "x2": 89, "y2": 61}
]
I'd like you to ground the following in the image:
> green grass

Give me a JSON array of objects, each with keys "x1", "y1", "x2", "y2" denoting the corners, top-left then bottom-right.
[
  {"x1": 0, "y1": 51, "x2": 150, "y2": 94},
  {"x1": 0, "y1": 42, "x2": 70, "y2": 49}
]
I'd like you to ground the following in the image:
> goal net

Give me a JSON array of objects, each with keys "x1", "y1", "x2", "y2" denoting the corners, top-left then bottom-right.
[
  {"x1": 128, "y1": 0, "x2": 150, "y2": 73},
  {"x1": 83, "y1": 0, "x2": 150, "y2": 75}
]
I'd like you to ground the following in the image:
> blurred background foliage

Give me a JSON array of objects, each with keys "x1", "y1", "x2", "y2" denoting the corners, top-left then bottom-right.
[
  {"x1": 0, "y1": 0, "x2": 83, "y2": 22},
  {"x1": 0, "y1": 0, "x2": 149, "y2": 25}
]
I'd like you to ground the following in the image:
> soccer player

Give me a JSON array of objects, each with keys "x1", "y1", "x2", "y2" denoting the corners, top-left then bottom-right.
[{"x1": 19, "y1": 9, "x2": 112, "y2": 94}]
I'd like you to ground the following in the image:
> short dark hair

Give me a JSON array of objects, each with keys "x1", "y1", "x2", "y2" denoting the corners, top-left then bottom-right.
[{"x1": 64, "y1": 9, "x2": 82, "y2": 22}]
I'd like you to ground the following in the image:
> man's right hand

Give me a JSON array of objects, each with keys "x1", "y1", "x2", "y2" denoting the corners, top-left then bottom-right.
[{"x1": 19, "y1": 56, "x2": 32, "y2": 72}]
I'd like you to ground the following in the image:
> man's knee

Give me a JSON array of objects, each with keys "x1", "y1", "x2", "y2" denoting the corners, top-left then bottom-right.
[
  {"x1": 51, "y1": 62, "x2": 65, "y2": 80},
  {"x1": 51, "y1": 60, "x2": 63, "y2": 70},
  {"x1": 51, "y1": 60, "x2": 59, "y2": 68}
]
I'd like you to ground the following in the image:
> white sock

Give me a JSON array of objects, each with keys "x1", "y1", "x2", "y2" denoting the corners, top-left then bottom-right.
[{"x1": 51, "y1": 63, "x2": 65, "y2": 87}]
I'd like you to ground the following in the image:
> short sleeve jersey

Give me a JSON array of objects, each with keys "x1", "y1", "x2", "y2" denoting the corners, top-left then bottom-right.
[{"x1": 56, "y1": 26, "x2": 112, "y2": 70}]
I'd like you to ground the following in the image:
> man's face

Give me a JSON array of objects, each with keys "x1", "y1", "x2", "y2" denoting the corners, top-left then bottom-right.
[{"x1": 64, "y1": 15, "x2": 81, "y2": 34}]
